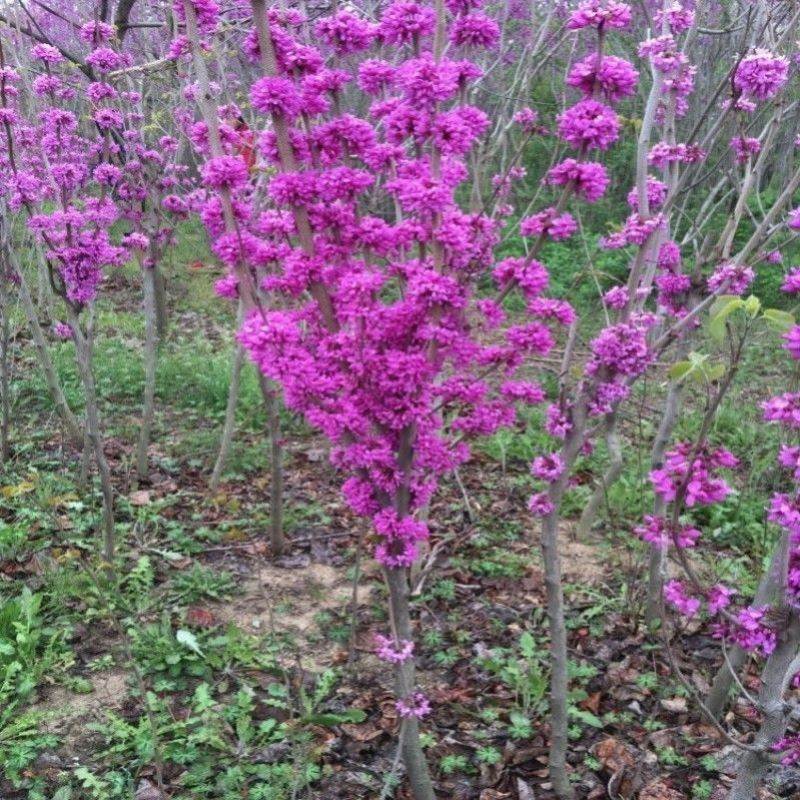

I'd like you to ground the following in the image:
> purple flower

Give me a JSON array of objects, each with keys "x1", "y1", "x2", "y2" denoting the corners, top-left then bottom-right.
[
  {"x1": 734, "y1": 49, "x2": 789, "y2": 102},
  {"x1": 707, "y1": 262, "x2": 754, "y2": 295},
  {"x1": 451, "y1": 13, "x2": 500, "y2": 48},
  {"x1": 375, "y1": 634, "x2": 415, "y2": 663},
  {"x1": 567, "y1": 55, "x2": 638, "y2": 102},
  {"x1": 250, "y1": 77, "x2": 302, "y2": 120},
  {"x1": 784, "y1": 326, "x2": 800, "y2": 360},
  {"x1": 531, "y1": 452, "x2": 565, "y2": 483},
  {"x1": 396, "y1": 692, "x2": 431, "y2": 718},
  {"x1": 528, "y1": 492, "x2": 554, "y2": 517},
  {"x1": 664, "y1": 580, "x2": 700, "y2": 617},
  {"x1": 202, "y1": 156, "x2": 249, "y2": 190},
  {"x1": 567, "y1": 0, "x2": 632, "y2": 30},
  {"x1": 52, "y1": 322, "x2": 73, "y2": 340},
  {"x1": 707, "y1": 584, "x2": 735, "y2": 615},
  {"x1": 547, "y1": 159, "x2": 609, "y2": 203},
  {"x1": 557, "y1": 99, "x2": 620, "y2": 151},
  {"x1": 730, "y1": 136, "x2": 761, "y2": 163}
]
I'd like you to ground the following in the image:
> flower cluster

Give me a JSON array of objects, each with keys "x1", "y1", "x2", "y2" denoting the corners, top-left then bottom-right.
[
  {"x1": 650, "y1": 443, "x2": 738, "y2": 506},
  {"x1": 375, "y1": 634, "x2": 415, "y2": 663}
]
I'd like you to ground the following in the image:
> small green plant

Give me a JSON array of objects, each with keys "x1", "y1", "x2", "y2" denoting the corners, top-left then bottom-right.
[
  {"x1": 0, "y1": 588, "x2": 69, "y2": 711},
  {"x1": 0, "y1": 522, "x2": 30, "y2": 560},
  {"x1": 0, "y1": 710, "x2": 58, "y2": 790},
  {"x1": 168, "y1": 564, "x2": 237, "y2": 603},
  {"x1": 507, "y1": 709, "x2": 533, "y2": 740},
  {"x1": 439, "y1": 753, "x2": 472, "y2": 775},
  {"x1": 691, "y1": 780, "x2": 714, "y2": 800},
  {"x1": 476, "y1": 631, "x2": 547, "y2": 715},
  {"x1": 475, "y1": 746, "x2": 502, "y2": 765},
  {"x1": 656, "y1": 745, "x2": 688, "y2": 767}
]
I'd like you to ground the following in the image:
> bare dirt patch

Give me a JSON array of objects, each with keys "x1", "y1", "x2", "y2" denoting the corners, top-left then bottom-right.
[{"x1": 35, "y1": 669, "x2": 129, "y2": 757}]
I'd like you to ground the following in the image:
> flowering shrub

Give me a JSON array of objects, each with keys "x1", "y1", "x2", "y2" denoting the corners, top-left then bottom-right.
[{"x1": 1, "y1": 1, "x2": 800, "y2": 799}]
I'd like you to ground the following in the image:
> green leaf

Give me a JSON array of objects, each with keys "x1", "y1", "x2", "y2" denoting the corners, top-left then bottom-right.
[
  {"x1": 743, "y1": 294, "x2": 761, "y2": 317},
  {"x1": 704, "y1": 364, "x2": 726, "y2": 381},
  {"x1": 519, "y1": 631, "x2": 537, "y2": 659},
  {"x1": 763, "y1": 308, "x2": 795, "y2": 333},
  {"x1": 568, "y1": 706, "x2": 604, "y2": 728},
  {"x1": 302, "y1": 708, "x2": 367, "y2": 726},
  {"x1": 176, "y1": 628, "x2": 204, "y2": 657},
  {"x1": 708, "y1": 295, "x2": 743, "y2": 342}
]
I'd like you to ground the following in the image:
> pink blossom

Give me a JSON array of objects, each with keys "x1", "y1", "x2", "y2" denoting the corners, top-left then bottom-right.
[
  {"x1": 782, "y1": 268, "x2": 800, "y2": 293},
  {"x1": 638, "y1": 35, "x2": 686, "y2": 75},
  {"x1": 250, "y1": 77, "x2": 302, "y2": 120},
  {"x1": 520, "y1": 208, "x2": 577, "y2": 241},
  {"x1": 451, "y1": 13, "x2": 500, "y2": 48},
  {"x1": 707, "y1": 262, "x2": 754, "y2": 295},
  {"x1": 546, "y1": 159, "x2": 609, "y2": 203},
  {"x1": 707, "y1": 584, "x2": 735, "y2": 615},
  {"x1": 567, "y1": 0, "x2": 632, "y2": 30},
  {"x1": 730, "y1": 136, "x2": 761, "y2": 163},
  {"x1": 396, "y1": 692, "x2": 431, "y2": 718},
  {"x1": 734, "y1": 49, "x2": 789, "y2": 101},
  {"x1": 513, "y1": 107, "x2": 539, "y2": 132},
  {"x1": 528, "y1": 492, "x2": 554, "y2": 516},
  {"x1": 763, "y1": 393, "x2": 800, "y2": 429},
  {"x1": 557, "y1": 99, "x2": 620, "y2": 151},
  {"x1": 566, "y1": 55, "x2": 638, "y2": 102},
  {"x1": 649, "y1": 443, "x2": 737, "y2": 506},
  {"x1": 315, "y1": 11, "x2": 375, "y2": 55},
  {"x1": 654, "y1": 3, "x2": 695, "y2": 34},
  {"x1": 774, "y1": 735, "x2": 800, "y2": 767},
  {"x1": 663, "y1": 579, "x2": 700, "y2": 617},
  {"x1": 603, "y1": 286, "x2": 628, "y2": 309},
  {"x1": 531, "y1": 452, "x2": 565, "y2": 483},
  {"x1": 375, "y1": 634, "x2": 415, "y2": 663},
  {"x1": 378, "y1": 1, "x2": 436, "y2": 44},
  {"x1": 784, "y1": 326, "x2": 800, "y2": 360},
  {"x1": 52, "y1": 322, "x2": 73, "y2": 340}
]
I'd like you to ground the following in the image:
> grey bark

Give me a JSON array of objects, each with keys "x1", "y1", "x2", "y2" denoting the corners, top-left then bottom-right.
[
  {"x1": 9, "y1": 249, "x2": 82, "y2": 445},
  {"x1": 259, "y1": 374, "x2": 284, "y2": 556},
  {"x1": 136, "y1": 267, "x2": 158, "y2": 482},
  {"x1": 385, "y1": 568, "x2": 436, "y2": 800},
  {"x1": 0, "y1": 269, "x2": 10, "y2": 461},
  {"x1": 644, "y1": 378, "x2": 685, "y2": 627},
  {"x1": 209, "y1": 342, "x2": 245, "y2": 492},
  {"x1": 706, "y1": 532, "x2": 789, "y2": 719},
  {"x1": 68, "y1": 308, "x2": 116, "y2": 562},
  {"x1": 727, "y1": 615, "x2": 800, "y2": 800},
  {"x1": 577, "y1": 415, "x2": 623, "y2": 539}
]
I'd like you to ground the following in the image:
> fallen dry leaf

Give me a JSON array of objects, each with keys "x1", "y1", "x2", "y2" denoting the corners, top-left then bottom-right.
[
  {"x1": 185, "y1": 607, "x2": 216, "y2": 628},
  {"x1": 129, "y1": 490, "x2": 152, "y2": 506},
  {"x1": 516, "y1": 778, "x2": 536, "y2": 800},
  {"x1": 660, "y1": 696, "x2": 688, "y2": 713},
  {"x1": 592, "y1": 737, "x2": 636, "y2": 774},
  {"x1": 639, "y1": 780, "x2": 684, "y2": 800}
]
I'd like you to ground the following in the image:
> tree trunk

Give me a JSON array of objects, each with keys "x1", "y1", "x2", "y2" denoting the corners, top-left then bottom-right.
[
  {"x1": 152, "y1": 261, "x2": 168, "y2": 340},
  {"x1": 538, "y1": 411, "x2": 586, "y2": 800},
  {"x1": 727, "y1": 615, "x2": 800, "y2": 800},
  {"x1": 384, "y1": 568, "x2": 436, "y2": 800},
  {"x1": 136, "y1": 267, "x2": 158, "y2": 482},
  {"x1": 645, "y1": 378, "x2": 684, "y2": 627},
  {"x1": 11, "y1": 251, "x2": 82, "y2": 445},
  {"x1": 577, "y1": 415, "x2": 623, "y2": 539},
  {"x1": 0, "y1": 272, "x2": 10, "y2": 461},
  {"x1": 541, "y1": 507, "x2": 574, "y2": 799},
  {"x1": 706, "y1": 532, "x2": 788, "y2": 719},
  {"x1": 259, "y1": 374, "x2": 284, "y2": 556},
  {"x1": 210, "y1": 341, "x2": 245, "y2": 492},
  {"x1": 68, "y1": 308, "x2": 116, "y2": 562}
]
